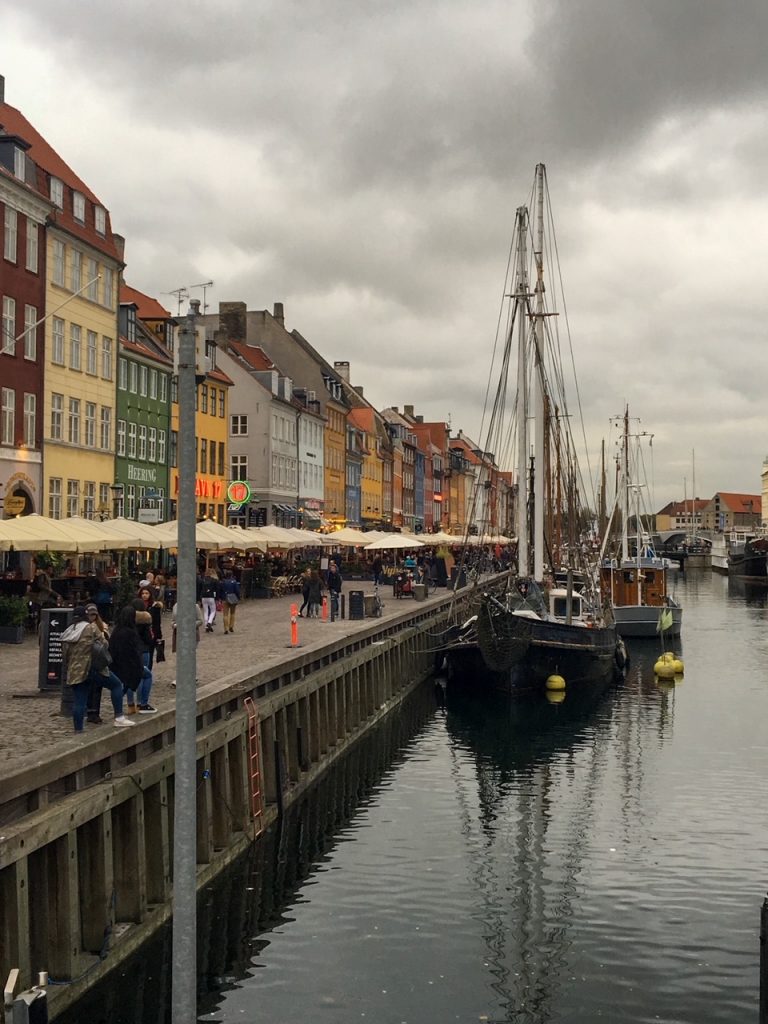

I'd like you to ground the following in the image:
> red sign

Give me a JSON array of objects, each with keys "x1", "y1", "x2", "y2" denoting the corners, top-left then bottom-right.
[{"x1": 174, "y1": 477, "x2": 224, "y2": 499}]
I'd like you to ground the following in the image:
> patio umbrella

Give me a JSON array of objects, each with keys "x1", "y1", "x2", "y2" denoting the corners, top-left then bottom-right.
[
  {"x1": 89, "y1": 516, "x2": 165, "y2": 550},
  {"x1": 286, "y1": 528, "x2": 333, "y2": 546},
  {"x1": 219, "y1": 525, "x2": 268, "y2": 552},
  {"x1": 153, "y1": 519, "x2": 228, "y2": 551},
  {"x1": 364, "y1": 534, "x2": 425, "y2": 550},
  {"x1": 248, "y1": 526, "x2": 306, "y2": 549},
  {"x1": 328, "y1": 527, "x2": 371, "y2": 546},
  {"x1": 0, "y1": 514, "x2": 104, "y2": 552}
]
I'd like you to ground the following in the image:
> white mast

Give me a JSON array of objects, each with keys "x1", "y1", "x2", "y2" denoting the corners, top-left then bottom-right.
[
  {"x1": 515, "y1": 205, "x2": 530, "y2": 575},
  {"x1": 691, "y1": 449, "x2": 697, "y2": 542},
  {"x1": 621, "y1": 406, "x2": 630, "y2": 563},
  {"x1": 532, "y1": 163, "x2": 546, "y2": 582}
]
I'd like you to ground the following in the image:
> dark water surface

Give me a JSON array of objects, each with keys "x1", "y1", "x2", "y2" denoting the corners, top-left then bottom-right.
[{"x1": 60, "y1": 570, "x2": 768, "y2": 1024}]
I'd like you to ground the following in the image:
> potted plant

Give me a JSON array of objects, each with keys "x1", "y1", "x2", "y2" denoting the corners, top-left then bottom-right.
[
  {"x1": 251, "y1": 562, "x2": 272, "y2": 598},
  {"x1": 0, "y1": 594, "x2": 27, "y2": 644}
]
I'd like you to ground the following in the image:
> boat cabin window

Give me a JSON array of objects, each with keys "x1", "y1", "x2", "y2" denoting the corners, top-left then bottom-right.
[
  {"x1": 645, "y1": 571, "x2": 655, "y2": 583},
  {"x1": 552, "y1": 595, "x2": 582, "y2": 618},
  {"x1": 623, "y1": 571, "x2": 635, "y2": 583}
]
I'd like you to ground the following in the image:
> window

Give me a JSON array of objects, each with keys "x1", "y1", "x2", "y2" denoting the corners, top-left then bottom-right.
[
  {"x1": 1, "y1": 387, "x2": 14, "y2": 445},
  {"x1": 83, "y1": 481, "x2": 95, "y2": 519},
  {"x1": 4, "y1": 207, "x2": 17, "y2": 261},
  {"x1": 169, "y1": 430, "x2": 177, "y2": 467},
  {"x1": 231, "y1": 414, "x2": 248, "y2": 435},
  {"x1": 103, "y1": 267, "x2": 114, "y2": 309},
  {"x1": 50, "y1": 177, "x2": 64, "y2": 208},
  {"x1": 87, "y1": 259, "x2": 98, "y2": 301},
  {"x1": 52, "y1": 317, "x2": 65, "y2": 364},
  {"x1": 149, "y1": 368, "x2": 158, "y2": 399},
  {"x1": 138, "y1": 424, "x2": 147, "y2": 460},
  {"x1": 67, "y1": 479, "x2": 79, "y2": 518},
  {"x1": 231, "y1": 455, "x2": 248, "y2": 480},
  {"x1": 86, "y1": 331, "x2": 98, "y2": 374},
  {"x1": 139, "y1": 364, "x2": 148, "y2": 397},
  {"x1": 68, "y1": 398, "x2": 81, "y2": 444},
  {"x1": 102, "y1": 336, "x2": 113, "y2": 380},
  {"x1": 200, "y1": 438, "x2": 207, "y2": 473},
  {"x1": 70, "y1": 249, "x2": 82, "y2": 292},
  {"x1": 85, "y1": 402, "x2": 96, "y2": 447},
  {"x1": 201, "y1": 384, "x2": 208, "y2": 413},
  {"x1": 23, "y1": 305, "x2": 36, "y2": 360},
  {"x1": 23, "y1": 393, "x2": 35, "y2": 446},
  {"x1": 148, "y1": 426, "x2": 156, "y2": 462},
  {"x1": 160, "y1": 373, "x2": 168, "y2": 403},
  {"x1": 128, "y1": 422, "x2": 137, "y2": 458},
  {"x1": 210, "y1": 387, "x2": 217, "y2": 416},
  {"x1": 52, "y1": 239, "x2": 65, "y2": 285},
  {"x1": 209, "y1": 440, "x2": 216, "y2": 474},
  {"x1": 49, "y1": 477, "x2": 62, "y2": 519},
  {"x1": 14, "y1": 146, "x2": 25, "y2": 180},
  {"x1": 51, "y1": 394, "x2": 63, "y2": 440},
  {"x1": 118, "y1": 357, "x2": 128, "y2": 390},
  {"x1": 158, "y1": 429, "x2": 166, "y2": 464},
  {"x1": 219, "y1": 390, "x2": 225, "y2": 417},
  {"x1": 73, "y1": 192, "x2": 85, "y2": 223},
  {"x1": 127, "y1": 307, "x2": 136, "y2": 343},
  {"x1": 95, "y1": 206, "x2": 106, "y2": 236},
  {"x1": 129, "y1": 362, "x2": 138, "y2": 393},
  {"x1": 117, "y1": 419, "x2": 126, "y2": 456},
  {"x1": 1, "y1": 297, "x2": 15, "y2": 355},
  {"x1": 218, "y1": 443, "x2": 224, "y2": 476},
  {"x1": 100, "y1": 407, "x2": 111, "y2": 450},
  {"x1": 170, "y1": 377, "x2": 178, "y2": 404},
  {"x1": 69, "y1": 324, "x2": 81, "y2": 370},
  {"x1": 99, "y1": 483, "x2": 109, "y2": 513},
  {"x1": 25, "y1": 220, "x2": 38, "y2": 273},
  {"x1": 126, "y1": 484, "x2": 135, "y2": 520}
]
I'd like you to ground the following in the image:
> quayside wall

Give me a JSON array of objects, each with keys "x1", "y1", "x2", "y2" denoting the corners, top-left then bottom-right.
[{"x1": 0, "y1": 589, "x2": 473, "y2": 1019}]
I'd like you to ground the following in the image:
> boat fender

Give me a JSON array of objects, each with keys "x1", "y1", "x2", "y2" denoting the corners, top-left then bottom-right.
[
  {"x1": 546, "y1": 674, "x2": 566, "y2": 692},
  {"x1": 614, "y1": 640, "x2": 627, "y2": 670}
]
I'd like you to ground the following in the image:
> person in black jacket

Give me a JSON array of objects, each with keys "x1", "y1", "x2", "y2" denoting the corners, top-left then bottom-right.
[
  {"x1": 109, "y1": 606, "x2": 146, "y2": 713},
  {"x1": 131, "y1": 596, "x2": 157, "y2": 713},
  {"x1": 327, "y1": 560, "x2": 342, "y2": 618}
]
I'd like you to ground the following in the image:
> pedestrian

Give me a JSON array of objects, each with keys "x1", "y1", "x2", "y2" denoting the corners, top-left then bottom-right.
[
  {"x1": 327, "y1": 560, "x2": 343, "y2": 617},
  {"x1": 92, "y1": 568, "x2": 115, "y2": 623},
  {"x1": 131, "y1": 597, "x2": 155, "y2": 713},
  {"x1": 371, "y1": 556, "x2": 383, "y2": 586},
  {"x1": 109, "y1": 606, "x2": 147, "y2": 713},
  {"x1": 84, "y1": 603, "x2": 111, "y2": 723},
  {"x1": 307, "y1": 569, "x2": 323, "y2": 617},
  {"x1": 200, "y1": 569, "x2": 219, "y2": 632},
  {"x1": 218, "y1": 569, "x2": 241, "y2": 634},
  {"x1": 298, "y1": 568, "x2": 312, "y2": 617},
  {"x1": 61, "y1": 606, "x2": 135, "y2": 732},
  {"x1": 170, "y1": 600, "x2": 204, "y2": 688},
  {"x1": 138, "y1": 585, "x2": 164, "y2": 669}
]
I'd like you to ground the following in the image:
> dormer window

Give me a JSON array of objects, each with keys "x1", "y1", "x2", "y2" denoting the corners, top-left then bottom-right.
[
  {"x1": 94, "y1": 206, "x2": 106, "y2": 235},
  {"x1": 14, "y1": 147, "x2": 25, "y2": 181},
  {"x1": 50, "y1": 177, "x2": 64, "y2": 209},
  {"x1": 73, "y1": 192, "x2": 85, "y2": 224}
]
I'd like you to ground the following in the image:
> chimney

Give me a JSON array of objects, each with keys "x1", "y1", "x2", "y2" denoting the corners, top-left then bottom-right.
[
  {"x1": 273, "y1": 302, "x2": 284, "y2": 325},
  {"x1": 0, "y1": 76, "x2": 5, "y2": 104},
  {"x1": 416, "y1": 415, "x2": 423, "y2": 423},
  {"x1": 219, "y1": 301, "x2": 247, "y2": 341},
  {"x1": 334, "y1": 360, "x2": 350, "y2": 382},
  {"x1": 112, "y1": 233, "x2": 125, "y2": 262},
  {"x1": 357, "y1": 387, "x2": 364, "y2": 398},
  {"x1": 404, "y1": 405, "x2": 415, "y2": 419}
]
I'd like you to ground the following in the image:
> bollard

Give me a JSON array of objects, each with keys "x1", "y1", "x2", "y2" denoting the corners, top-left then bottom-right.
[
  {"x1": 321, "y1": 596, "x2": 328, "y2": 621},
  {"x1": 289, "y1": 603, "x2": 299, "y2": 647}
]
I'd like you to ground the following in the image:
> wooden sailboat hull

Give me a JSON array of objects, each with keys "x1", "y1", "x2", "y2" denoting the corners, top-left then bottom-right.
[{"x1": 612, "y1": 600, "x2": 682, "y2": 637}]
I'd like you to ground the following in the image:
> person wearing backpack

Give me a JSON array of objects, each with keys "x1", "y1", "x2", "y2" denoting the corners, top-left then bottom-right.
[
  {"x1": 61, "y1": 606, "x2": 135, "y2": 733},
  {"x1": 200, "y1": 570, "x2": 219, "y2": 632},
  {"x1": 218, "y1": 569, "x2": 241, "y2": 634}
]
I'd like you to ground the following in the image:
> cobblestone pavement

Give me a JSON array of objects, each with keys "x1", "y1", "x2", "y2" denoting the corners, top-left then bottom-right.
[{"x1": 0, "y1": 580, "x2": 447, "y2": 774}]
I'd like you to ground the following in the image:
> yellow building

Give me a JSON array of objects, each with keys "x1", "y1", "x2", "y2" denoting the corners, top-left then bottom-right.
[
  {"x1": 168, "y1": 325, "x2": 233, "y2": 523},
  {"x1": 324, "y1": 399, "x2": 348, "y2": 527},
  {"x1": 349, "y1": 407, "x2": 384, "y2": 527},
  {"x1": 40, "y1": 169, "x2": 122, "y2": 517}
]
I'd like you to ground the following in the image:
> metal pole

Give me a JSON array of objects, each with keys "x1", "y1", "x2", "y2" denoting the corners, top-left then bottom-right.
[
  {"x1": 760, "y1": 895, "x2": 768, "y2": 1023},
  {"x1": 171, "y1": 300, "x2": 200, "y2": 1024}
]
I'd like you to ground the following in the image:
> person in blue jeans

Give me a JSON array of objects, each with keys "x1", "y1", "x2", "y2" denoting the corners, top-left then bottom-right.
[
  {"x1": 327, "y1": 561, "x2": 342, "y2": 618},
  {"x1": 61, "y1": 606, "x2": 135, "y2": 732}
]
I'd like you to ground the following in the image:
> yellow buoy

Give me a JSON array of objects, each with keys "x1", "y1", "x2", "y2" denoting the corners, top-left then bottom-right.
[
  {"x1": 672, "y1": 659, "x2": 684, "y2": 675},
  {"x1": 654, "y1": 654, "x2": 677, "y2": 679},
  {"x1": 546, "y1": 674, "x2": 566, "y2": 691},
  {"x1": 546, "y1": 689, "x2": 566, "y2": 705}
]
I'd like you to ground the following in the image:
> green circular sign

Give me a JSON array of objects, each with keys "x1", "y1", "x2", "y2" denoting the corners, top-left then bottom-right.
[{"x1": 227, "y1": 480, "x2": 251, "y2": 505}]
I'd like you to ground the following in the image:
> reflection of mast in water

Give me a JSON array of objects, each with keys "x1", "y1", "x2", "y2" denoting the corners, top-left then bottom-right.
[{"x1": 445, "y1": 689, "x2": 618, "y2": 1020}]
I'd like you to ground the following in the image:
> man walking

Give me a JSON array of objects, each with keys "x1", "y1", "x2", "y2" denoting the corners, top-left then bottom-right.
[{"x1": 327, "y1": 560, "x2": 342, "y2": 619}]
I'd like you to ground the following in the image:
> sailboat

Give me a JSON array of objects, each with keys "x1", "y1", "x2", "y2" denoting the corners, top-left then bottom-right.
[
  {"x1": 451, "y1": 164, "x2": 626, "y2": 695},
  {"x1": 599, "y1": 408, "x2": 683, "y2": 637}
]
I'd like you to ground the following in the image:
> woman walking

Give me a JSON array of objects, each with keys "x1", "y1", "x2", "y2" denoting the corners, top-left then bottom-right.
[
  {"x1": 61, "y1": 606, "x2": 135, "y2": 732},
  {"x1": 131, "y1": 596, "x2": 157, "y2": 713},
  {"x1": 109, "y1": 606, "x2": 146, "y2": 715},
  {"x1": 200, "y1": 570, "x2": 219, "y2": 632},
  {"x1": 307, "y1": 569, "x2": 323, "y2": 618}
]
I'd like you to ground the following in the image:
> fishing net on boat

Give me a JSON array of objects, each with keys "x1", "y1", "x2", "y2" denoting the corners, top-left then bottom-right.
[{"x1": 475, "y1": 587, "x2": 540, "y2": 672}]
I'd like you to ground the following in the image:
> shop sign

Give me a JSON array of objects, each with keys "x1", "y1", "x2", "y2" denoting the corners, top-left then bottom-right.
[
  {"x1": 4, "y1": 496, "x2": 26, "y2": 515},
  {"x1": 173, "y1": 477, "x2": 224, "y2": 499},
  {"x1": 227, "y1": 480, "x2": 251, "y2": 506}
]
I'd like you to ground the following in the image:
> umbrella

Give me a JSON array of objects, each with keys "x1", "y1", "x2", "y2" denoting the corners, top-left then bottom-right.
[
  {"x1": 328, "y1": 527, "x2": 370, "y2": 546},
  {"x1": 0, "y1": 513, "x2": 104, "y2": 552},
  {"x1": 153, "y1": 519, "x2": 229, "y2": 551},
  {"x1": 89, "y1": 516, "x2": 165, "y2": 550},
  {"x1": 364, "y1": 534, "x2": 425, "y2": 550},
  {"x1": 286, "y1": 528, "x2": 334, "y2": 546},
  {"x1": 249, "y1": 526, "x2": 306, "y2": 549},
  {"x1": 220, "y1": 525, "x2": 268, "y2": 552}
]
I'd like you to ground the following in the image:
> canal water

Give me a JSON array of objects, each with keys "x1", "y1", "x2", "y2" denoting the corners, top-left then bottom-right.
[{"x1": 59, "y1": 569, "x2": 768, "y2": 1024}]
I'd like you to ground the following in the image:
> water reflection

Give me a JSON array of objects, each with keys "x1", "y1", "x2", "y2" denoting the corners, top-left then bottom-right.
[{"x1": 727, "y1": 575, "x2": 768, "y2": 607}]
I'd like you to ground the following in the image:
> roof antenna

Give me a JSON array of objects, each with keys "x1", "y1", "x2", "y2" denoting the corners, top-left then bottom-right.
[
  {"x1": 190, "y1": 280, "x2": 214, "y2": 313},
  {"x1": 163, "y1": 287, "x2": 188, "y2": 316}
]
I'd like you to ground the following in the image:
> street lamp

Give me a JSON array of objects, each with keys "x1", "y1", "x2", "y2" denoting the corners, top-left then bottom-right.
[{"x1": 110, "y1": 483, "x2": 124, "y2": 519}]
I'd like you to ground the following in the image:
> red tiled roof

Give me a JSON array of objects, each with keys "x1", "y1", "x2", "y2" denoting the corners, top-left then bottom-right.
[
  {"x1": 208, "y1": 367, "x2": 234, "y2": 386},
  {"x1": 119, "y1": 336, "x2": 174, "y2": 366},
  {"x1": 229, "y1": 340, "x2": 279, "y2": 373},
  {"x1": 348, "y1": 407, "x2": 375, "y2": 432},
  {"x1": 715, "y1": 492, "x2": 761, "y2": 513},
  {"x1": 0, "y1": 102, "x2": 121, "y2": 262},
  {"x1": 120, "y1": 284, "x2": 172, "y2": 321}
]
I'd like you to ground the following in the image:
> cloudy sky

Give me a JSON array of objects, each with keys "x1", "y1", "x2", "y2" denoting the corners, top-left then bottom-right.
[{"x1": 2, "y1": 0, "x2": 767, "y2": 507}]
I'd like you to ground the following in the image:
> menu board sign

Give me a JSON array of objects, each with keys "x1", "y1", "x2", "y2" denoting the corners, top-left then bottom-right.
[{"x1": 38, "y1": 607, "x2": 74, "y2": 692}]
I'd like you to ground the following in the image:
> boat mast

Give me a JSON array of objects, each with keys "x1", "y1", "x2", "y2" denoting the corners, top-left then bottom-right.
[
  {"x1": 621, "y1": 406, "x2": 630, "y2": 563},
  {"x1": 532, "y1": 162, "x2": 546, "y2": 582},
  {"x1": 515, "y1": 205, "x2": 530, "y2": 576},
  {"x1": 692, "y1": 449, "x2": 697, "y2": 543}
]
